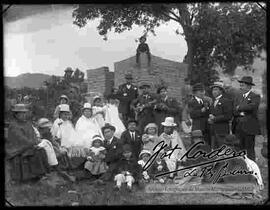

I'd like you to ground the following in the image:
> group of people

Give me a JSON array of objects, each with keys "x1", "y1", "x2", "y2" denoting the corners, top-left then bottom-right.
[{"x1": 5, "y1": 73, "x2": 264, "y2": 192}]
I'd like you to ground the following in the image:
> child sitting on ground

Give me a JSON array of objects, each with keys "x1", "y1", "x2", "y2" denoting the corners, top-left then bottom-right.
[
  {"x1": 148, "y1": 150, "x2": 170, "y2": 184},
  {"x1": 138, "y1": 150, "x2": 152, "y2": 182},
  {"x1": 84, "y1": 135, "x2": 108, "y2": 177},
  {"x1": 114, "y1": 144, "x2": 141, "y2": 192}
]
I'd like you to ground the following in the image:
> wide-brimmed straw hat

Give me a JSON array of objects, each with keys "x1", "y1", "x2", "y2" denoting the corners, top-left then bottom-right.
[
  {"x1": 37, "y1": 118, "x2": 53, "y2": 128},
  {"x1": 161, "y1": 117, "x2": 177, "y2": 127},
  {"x1": 139, "y1": 82, "x2": 151, "y2": 89},
  {"x1": 82, "y1": 103, "x2": 92, "y2": 110},
  {"x1": 12, "y1": 104, "x2": 29, "y2": 112}
]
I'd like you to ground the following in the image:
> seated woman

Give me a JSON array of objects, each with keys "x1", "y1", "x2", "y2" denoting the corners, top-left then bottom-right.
[
  {"x1": 142, "y1": 123, "x2": 159, "y2": 152},
  {"x1": 5, "y1": 104, "x2": 50, "y2": 183},
  {"x1": 75, "y1": 103, "x2": 104, "y2": 148},
  {"x1": 37, "y1": 118, "x2": 75, "y2": 182},
  {"x1": 104, "y1": 94, "x2": 126, "y2": 139}
]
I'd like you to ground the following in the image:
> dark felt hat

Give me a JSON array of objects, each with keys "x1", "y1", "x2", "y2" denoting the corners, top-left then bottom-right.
[
  {"x1": 210, "y1": 81, "x2": 225, "y2": 91},
  {"x1": 127, "y1": 118, "x2": 138, "y2": 125},
  {"x1": 157, "y1": 86, "x2": 167, "y2": 94},
  {"x1": 238, "y1": 76, "x2": 255, "y2": 86},
  {"x1": 125, "y1": 73, "x2": 133, "y2": 79},
  {"x1": 101, "y1": 123, "x2": 116, "y2": 134},
  {"x1": 139, "y1": 82, "x2": 151, "y2": 89},
  {"x1": 192, "y1": 83, "x2": 205, "y2": 92}
]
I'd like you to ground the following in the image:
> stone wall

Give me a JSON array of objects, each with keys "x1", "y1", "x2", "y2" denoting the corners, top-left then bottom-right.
[
  {"x1": 114, "y1": 53, "x2": 188, "y2": 102},
  {"x1": 86, "y1": 66, "x2": 114, "y2": 97}
]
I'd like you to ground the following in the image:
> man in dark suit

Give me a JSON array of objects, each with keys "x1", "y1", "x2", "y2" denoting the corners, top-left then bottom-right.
[
  {"x1": 120, "y1": 119, "x2": 143, "y2": 161},
  {"x1": 97, "y1": 123, "x2": 123, "y2": 183},
  {"x1": 188, "y1": 83, "x2": 211, "y2": 145},
  {"x1": 153, "y1": 86, "x2": 182, "y2": 133},
  {"x1": 117, "y1": 73, "x2": 139, "y2": 126},
  {"x1": 208, "y1": 81, "x2": 233, "y2": 149},
  {"x1": 130, "y1": 83, "x2": 156, "y2": 134},
  {"x1": 232, "y1": 76, "x2": 261, "y2": 161}
]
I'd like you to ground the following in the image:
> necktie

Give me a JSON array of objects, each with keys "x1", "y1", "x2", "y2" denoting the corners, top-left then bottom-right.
[{"x1": 131, "y1": 132, "x2": 135, "y2": 141}]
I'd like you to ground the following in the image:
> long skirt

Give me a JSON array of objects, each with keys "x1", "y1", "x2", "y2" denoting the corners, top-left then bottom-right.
[{"x1": 7, "y1": 147, "x2": 50, "y2": 182}]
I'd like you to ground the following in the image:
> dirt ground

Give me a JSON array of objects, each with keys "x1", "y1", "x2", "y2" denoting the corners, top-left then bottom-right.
[{"x1": 5, "y1": 135, "x2": 268, "y2": 206}]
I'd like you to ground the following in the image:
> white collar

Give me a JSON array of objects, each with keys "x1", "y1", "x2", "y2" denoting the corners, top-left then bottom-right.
[
  {"x1": 243, "y1": 89, "x2": 252, "y2": 98},
  {"x1": 162, "y1": 96, "x2": 168, "y2": 101},
  {"x1": 107, "y1": 137, "x2": 114, "y2": 144},
  {"x1": 215, "y1": 94, "x2": 222, "y2": 101},
  {"x1": 126, "y1": 84, "x2": 131, "y2": 88},
  {"x1": 194, "y1": 96, "x2": 203, "y2": 103}
]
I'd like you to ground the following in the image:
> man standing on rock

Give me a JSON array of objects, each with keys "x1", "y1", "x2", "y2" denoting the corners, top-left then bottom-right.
[{"x1": 117, "y1": 73, "x2": 138, "y2": 126}]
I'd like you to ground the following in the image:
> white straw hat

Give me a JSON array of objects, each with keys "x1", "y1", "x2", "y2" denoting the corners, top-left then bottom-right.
[
  {"x1": 161, "y1": 117, "x2": 177, "y2": 127},
  {"x1": 59, "y1": 104, "x2": 70, "y2": 112}
]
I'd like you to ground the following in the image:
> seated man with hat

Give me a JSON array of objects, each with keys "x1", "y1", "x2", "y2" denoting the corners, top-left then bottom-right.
[
  {"x1": 95, "y1": 123, "x2": 123, "y2": 184},
  {"x1": 232, "y1": 76, "x2": 261, "y2": 161},
  {"x1": 130, "y1": 82, "x2": 156, "y2": 134},
  {"x1": 159, "y1": 117, "x2": 187, "y2": 179},
  {"x1": 208, "y1": 81, "x2": 233, "y2": 149},
  {"x1": 120, "y1": 118, "x2": 143, "y2": 161},
  {"x1": 117, "y1": 73, "x2": 138, "y2": 126},
  {"x1": 6, "y1": 104, "x2": 50, "y2": 183}
]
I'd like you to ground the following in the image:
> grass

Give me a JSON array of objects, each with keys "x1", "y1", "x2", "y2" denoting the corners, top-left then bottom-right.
[{"x1": 5, "y1": 135, "x2": 268, "y2": 206}]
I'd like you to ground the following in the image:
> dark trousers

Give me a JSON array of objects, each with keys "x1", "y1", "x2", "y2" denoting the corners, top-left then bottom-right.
[
  {"x1": 236, "y1": 130, "x2": 256, "y2": 161},
  {"x1": 211, "y1": 133, "x2": 226, "y2": 150}
]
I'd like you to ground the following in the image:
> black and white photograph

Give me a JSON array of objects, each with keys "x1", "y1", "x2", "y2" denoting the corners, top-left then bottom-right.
[{"x1": 3, "y1": 2, "x2": 268, "y2": 206}]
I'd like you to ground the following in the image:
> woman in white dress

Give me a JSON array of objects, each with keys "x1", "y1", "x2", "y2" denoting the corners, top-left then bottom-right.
[
  {"x1": 75, "y1": 103, "x2": 104, "y2": 148},
  {"x1": 51, "y1": 104, "x2": 79, "y2": 148},
  {"x1": 104, "y1": 95, "x2": 126, "y2": 139},
  {"x1": 91, "y1": 96, "x2": 106, "y2": 129}
]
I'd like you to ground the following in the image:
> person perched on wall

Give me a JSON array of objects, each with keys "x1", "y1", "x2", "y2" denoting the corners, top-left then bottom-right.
[{"x1": 136, "y1": 34, "x2": 151, "y2": 68}]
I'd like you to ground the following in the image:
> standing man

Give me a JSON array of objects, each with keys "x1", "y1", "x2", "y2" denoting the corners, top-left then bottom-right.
[
  {"x1": 188, "y1": 83, "x2": 211, "y2": 146},
  {"x1": 117, "y1": 73, "x2": 139, "y2": 126},
  {"x1": 208, "y1": 82, "x2": 233, "y2": 149},
  {"x1": 232, "y1": 76, "x2": 261, "y2": 161},
  {"x1": 153, "y1": 86, "x2": 182, "y2": 133},
  {"x1": 130, "y1": 82, "x2": 156, "y2": 134}
]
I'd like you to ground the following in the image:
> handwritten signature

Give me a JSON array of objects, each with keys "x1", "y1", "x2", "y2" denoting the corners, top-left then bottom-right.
[{"x1": 142, "y1": 141, "x2": 248, "y2": 183}]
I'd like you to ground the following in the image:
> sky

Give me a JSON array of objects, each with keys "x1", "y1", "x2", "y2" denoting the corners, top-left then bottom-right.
[{"x1": 4, "y1": 5, "x2": 187, "y2": 77}]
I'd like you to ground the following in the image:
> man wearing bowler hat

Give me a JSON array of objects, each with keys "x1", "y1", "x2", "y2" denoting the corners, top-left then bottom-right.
[
  {"x1": 232, "y1": 76, "x2": 261, "y2": 161},
  {"x1": 208, "y1": 81, "x2": 233, "y2": 149},
  {"x1": 117, "y1": 73, "x2": 139, "y2": 126},
  {"x1": 188, "y1": 83, "x2": 211, "y2": 146}
]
